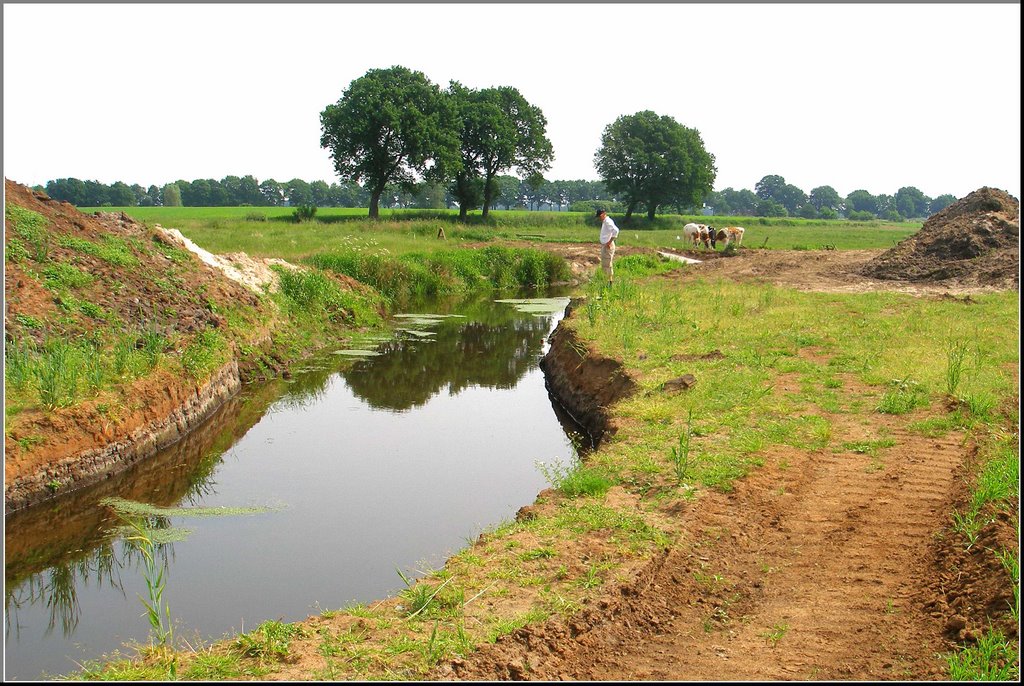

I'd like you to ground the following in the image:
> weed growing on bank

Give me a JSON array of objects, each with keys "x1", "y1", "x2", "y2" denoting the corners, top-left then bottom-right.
[
  {"x1": 946, "y1": 628, "x2": 1020, "y2": 680},
  {"x1": 308, "y1": 245, "x2": 571, "y2": 305}
]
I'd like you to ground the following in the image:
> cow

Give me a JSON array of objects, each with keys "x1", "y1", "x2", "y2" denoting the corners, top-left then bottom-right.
[
  {"x1": 716, "y1": 226, "x2": 745, "y2": 248},
  {"x1": 703, "y1": 225, "x2": 718, "y2": 249},
  {"x1": 682, "y1": 222, "x2": 705, "y2": 249},
  {"x1": 685, "y1": 222, "x2": 720, "y2": 250}
]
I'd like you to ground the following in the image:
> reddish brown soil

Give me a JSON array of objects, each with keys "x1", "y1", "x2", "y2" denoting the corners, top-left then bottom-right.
[
  {"x1": 441, "y1": 396, "x2": 1017, "y2": 680},
  {"x1": 3, "y1": 179, "x2": 269, "y2": 508}
]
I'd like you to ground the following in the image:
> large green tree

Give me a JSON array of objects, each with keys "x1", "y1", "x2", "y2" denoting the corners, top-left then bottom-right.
[
  {"x1": 447, "y1": 82, "x2": 553, "y2": 220},
  {"x1": 162, "y1": 183, "x2": 182, "y2": 207},
  {"x1": 894, "y1": 186, "x2": 930, "y2": 219},
  {"x1": 755, "y1": 174, "x2": 806, "y2": 214},
  {"x1": 320, "y1": 66, "x2": 461, "y2": 218},
  {"x1": 45, "y1": 178, "x2": 87, "y2": 206},
  {"x1": 754, "y1": 174, "x2": 787, "y2": 201},
  {"x1": 809, "y1": 185, "x2": 842, "y2": 213},
  {"x1": 286, "y1": 178, "x2": 314, "y2": 207},
  {"x1": 846, "y1": 189, "x2": 877, "y2": 215},
  {"x1": 259, "y1": 179, "x2": 284, "y2": 206},
  {"x1": 108, "y1": 181, "x2": 136, "y2": 206},
  {"x1": 595, "y1": 111, "x2": 715, "y2": 220},
  {"x1": 930, "y1": 194, "x2": 957, "y2": 214}
]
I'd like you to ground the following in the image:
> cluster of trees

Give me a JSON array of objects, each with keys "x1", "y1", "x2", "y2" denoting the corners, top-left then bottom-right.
[
  {"x1": 707, "y1": 175, "x2": 957, "y2": 220},
  {"x1": 319, "y1": 66, "x2": 559, "y2": 219},
  {"x1": 318, "y1": 67, "x2": 717, "y2": 221}
]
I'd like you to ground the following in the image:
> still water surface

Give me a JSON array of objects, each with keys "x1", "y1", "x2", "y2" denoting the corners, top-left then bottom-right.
[{"x1": 4, "y1": 293, "x2": 584, "y2": 680}]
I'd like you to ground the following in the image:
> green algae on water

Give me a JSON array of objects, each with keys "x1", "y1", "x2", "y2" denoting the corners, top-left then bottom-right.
[
  {"x1": 100, "y1": 496, "x2": 281, "y2": 519},
  {"x1": 495, "y1": 297, "x2": 570, "y2": 315}
]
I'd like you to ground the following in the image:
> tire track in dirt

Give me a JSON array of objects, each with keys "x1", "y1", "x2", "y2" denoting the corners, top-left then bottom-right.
[{"x1": 448, "y1": 404, "x2": 965, "y2": 681}]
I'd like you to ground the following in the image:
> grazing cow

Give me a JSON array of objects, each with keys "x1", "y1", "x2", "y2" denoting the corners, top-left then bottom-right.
[
  {"x1": 700, "y1": 225, "x2": 716, "y2": 249},
  {"x1": 716, "y1": 226, "x2": 745, "y2": 248},
  {"x1": 683, "y1": 222, "x2": 705, "y2": 248}
]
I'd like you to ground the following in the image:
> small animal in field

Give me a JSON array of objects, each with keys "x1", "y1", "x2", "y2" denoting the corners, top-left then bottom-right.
[
  {"x1": 682, "y1": 222, "x2": 703, "y2": 248},
  {"x1": 683, "y1": 222, "x2": 714, "y2": 249},
  {"x1": 700, "y1": 225, "x2": 716, "y2": 249},
  {"x1": 716, "y1": 226, "x2": 745, "y2": 248}
]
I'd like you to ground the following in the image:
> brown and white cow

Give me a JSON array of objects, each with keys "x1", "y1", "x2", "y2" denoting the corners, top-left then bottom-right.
[
  {"x1": 716, "y1": 226, "x2": 745, "y2": 248},
  {"x1": 684, "y1": 223, "x2": 717, "y2": 249}
]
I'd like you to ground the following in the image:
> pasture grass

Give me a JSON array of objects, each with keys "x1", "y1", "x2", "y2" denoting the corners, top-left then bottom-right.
[
  {"x1": 84, "y1": 205, "x2": 920, "y2": 260},
  {"x1": 568, "y1": 274, "x2": 1017, "y2": 498}
]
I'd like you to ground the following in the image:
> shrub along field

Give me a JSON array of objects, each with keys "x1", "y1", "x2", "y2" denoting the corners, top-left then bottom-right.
[{"x1": 83, "y1": 206, "x2": 920, "y2": 259}]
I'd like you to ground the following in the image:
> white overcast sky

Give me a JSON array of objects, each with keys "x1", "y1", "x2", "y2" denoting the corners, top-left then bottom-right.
[{"x1": 3, "y1": 2, "x2": 1021, "y2": 200}]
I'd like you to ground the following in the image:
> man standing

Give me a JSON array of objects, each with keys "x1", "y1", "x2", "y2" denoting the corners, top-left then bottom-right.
[{"x1": 597, "y1": 208, "x2": 620, "y2": 286}]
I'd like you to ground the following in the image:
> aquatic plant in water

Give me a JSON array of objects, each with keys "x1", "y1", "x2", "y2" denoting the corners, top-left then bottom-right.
[{"x1": 495, "y1": 297, "x2": 570, "y2": 315}]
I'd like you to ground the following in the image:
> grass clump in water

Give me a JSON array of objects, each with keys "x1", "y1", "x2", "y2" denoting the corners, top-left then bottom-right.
[
  {"x1": 274, "y1": 266, "x2": 382, "y2": 327},
  {"x1": 308, "y1": 245, "x2": 571, "y2": 306}
]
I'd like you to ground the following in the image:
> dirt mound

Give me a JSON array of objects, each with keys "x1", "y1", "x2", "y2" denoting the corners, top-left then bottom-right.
[
  {"x1": 859, "y1": 187, "x2": 1019, "y2": 288},
  {"x1": 3, "y1": 178, "x2": 270, "y2": 510},
  {"x1": 3, "y1": 178, "x2": 262, "y2": 346}
]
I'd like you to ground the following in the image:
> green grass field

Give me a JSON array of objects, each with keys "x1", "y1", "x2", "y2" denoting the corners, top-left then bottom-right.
[{"x1": 82, "y1": 206, "x2": 921, "y2": 261}]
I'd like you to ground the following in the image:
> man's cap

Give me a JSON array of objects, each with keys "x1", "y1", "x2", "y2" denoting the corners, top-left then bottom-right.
[{"x1": 595, "y1": 208, "x2": 606, "y2": 216}]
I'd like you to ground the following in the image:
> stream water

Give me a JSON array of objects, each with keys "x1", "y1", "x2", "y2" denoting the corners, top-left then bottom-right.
[{"x1": 3, "y1": 291, "x2": 585, "y2": 681}]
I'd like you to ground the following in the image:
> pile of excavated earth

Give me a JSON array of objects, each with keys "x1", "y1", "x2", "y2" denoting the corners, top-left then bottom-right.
[
  {"x1": 860, "y1": 186, "x2": 1019, "y2": 288},
  {"x1": 2, "y1": 179, "x2": 303, "y2": 512}
]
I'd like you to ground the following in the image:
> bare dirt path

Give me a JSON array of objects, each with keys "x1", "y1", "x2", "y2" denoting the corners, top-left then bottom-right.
[
  {"x1": 527, "y1": 422, "x2": 959, "y2": 680},
  {"x1": 446, "y1": 374, "x2": 965, "y2": 680}
]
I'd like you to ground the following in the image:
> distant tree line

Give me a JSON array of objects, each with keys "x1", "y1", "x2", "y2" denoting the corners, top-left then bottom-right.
[
  {"x1": 706, "y1": 175, "x2": 958, "y2": 221},
  {"x1": 39, "y1": 174, "x2": 613, "y2": 212},
  {"x1": 39, "y1": 172, "x2": 958, "y2": 222}
]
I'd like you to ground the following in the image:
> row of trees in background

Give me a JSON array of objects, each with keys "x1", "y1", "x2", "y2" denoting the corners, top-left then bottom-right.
[
  {"x1": 39, "y1": 174, "x2": 611, "y2": 212},
  {"x1": 40, "y1": 172, "x2": 958, "y2": 221},
  {"x1": 709, "y1": 175, "x2": 958, "y2": 220}
]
